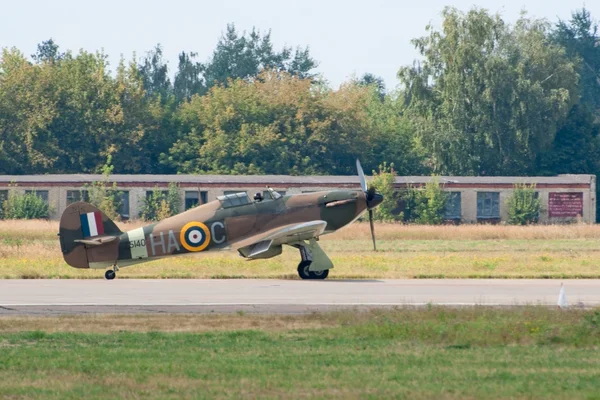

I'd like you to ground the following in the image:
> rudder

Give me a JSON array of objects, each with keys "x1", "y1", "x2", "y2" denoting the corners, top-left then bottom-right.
[{"x1": 59, "y1": 202, "x2": 122, "y2": 269}]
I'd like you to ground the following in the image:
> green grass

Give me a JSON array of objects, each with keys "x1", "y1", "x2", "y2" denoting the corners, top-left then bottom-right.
[{"x1": 1, "y1": 308, "x2": 600, "y2": 399}]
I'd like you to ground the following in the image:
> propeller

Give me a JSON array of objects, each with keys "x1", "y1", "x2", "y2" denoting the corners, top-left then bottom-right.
[{"x1": 356, "y1": 159, "x2": 384, "y2": 251}]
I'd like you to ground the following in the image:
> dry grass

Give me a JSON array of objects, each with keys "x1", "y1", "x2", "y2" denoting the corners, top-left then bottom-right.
[
  {"x1": 2, "y1": 220, "x2": 600, "y2": 279},
  {"x1": 327, "y1": 222, "x2": 600, "y2": 240},
  {"x1": 3, "y1": 219, "x2": 600, "y2": 241},
  {"x1": 0, "y1": 313, "x2": 336, "y2": 333}
]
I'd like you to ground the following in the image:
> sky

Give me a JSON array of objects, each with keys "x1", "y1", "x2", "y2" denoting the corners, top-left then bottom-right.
[{"x1": 1, "y1": 0, "x2": 598, "y2": 90}]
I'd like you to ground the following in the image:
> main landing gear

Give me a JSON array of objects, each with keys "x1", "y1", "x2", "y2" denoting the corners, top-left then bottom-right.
[
  {"x1": 105, "y1": 265, "x2": 118, "y2": 280},
  {"x1": 296, "y1": 244, "x2": 329, "y2": 280}
]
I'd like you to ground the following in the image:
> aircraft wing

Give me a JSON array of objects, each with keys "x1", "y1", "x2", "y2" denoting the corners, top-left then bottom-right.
[{"x1": 234, "y1": 220, "x2": 327, "y2": 259}]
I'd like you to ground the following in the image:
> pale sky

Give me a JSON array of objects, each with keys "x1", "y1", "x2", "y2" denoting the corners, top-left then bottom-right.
[{"x1": 1, "y1": 0, "x2": 597, "y2": 89}]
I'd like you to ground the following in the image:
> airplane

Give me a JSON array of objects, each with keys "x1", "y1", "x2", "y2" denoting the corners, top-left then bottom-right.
[{"x1": 58, "y1": 160, "x2": 384, "y2": 280}]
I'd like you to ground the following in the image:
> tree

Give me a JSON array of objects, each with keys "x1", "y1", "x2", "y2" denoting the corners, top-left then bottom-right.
[
  {"x1": 202, "y1": 24, "x2": 317, "y2": 89},
  {"x1": 139, "y1": 44, "x2": 172, "y2": 100},
  {"x1": 174, "y1": 51, "x2": 205, "y2": 102},
  {"x1": 31, "y1": 39, "x2": 64, "y2": 64},
  {"x1": 357, "y1": 73, "x2": 386, "y2": 101},
  {"x1": 0, "y1": 48, "x2": 58, "y2": 174},
  {"x1": 537, "y1": 105, "x2": 600, "y2": 175},
  {"x1": 398, "y1": 7, "x2": 578, "y2": 176},
  {"x1": 553, "y1": 8, "x2": 600, "y2": 116},
  {"x1": 166, "y1": 71, "x2": 378, "y2": 175}
]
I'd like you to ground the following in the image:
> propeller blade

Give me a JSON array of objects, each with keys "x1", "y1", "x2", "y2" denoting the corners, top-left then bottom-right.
[
  {"x1": 369, "y1": 209, "x2": 376, "y2": 251},
  {"x1": 356, "y1": 159, "x2": 368, "y2": 193}
]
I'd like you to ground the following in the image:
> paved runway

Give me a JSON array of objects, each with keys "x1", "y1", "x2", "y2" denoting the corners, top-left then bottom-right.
[{"x1": 1, "y1": 279, "x2": 599, "y2": 314}]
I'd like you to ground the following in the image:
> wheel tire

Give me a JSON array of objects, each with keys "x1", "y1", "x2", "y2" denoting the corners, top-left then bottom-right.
[
  {"x1": 297, "y1": 261, "x2": 329, "y2": 280},
  {"x1": 309, "y1": 269, "x2": 329, "y2": 280},
  {"x1": 297, "y1": 261, "x2": 312, "y2": 280},
  {"x1": 105, "y1": 270, "x2": 116, "y2": 280}
]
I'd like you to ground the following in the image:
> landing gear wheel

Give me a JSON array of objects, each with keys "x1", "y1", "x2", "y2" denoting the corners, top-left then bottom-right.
[
  {"x1": 297, "y1": 261, "x2": 312, "y2": 279},
  {"x1": 105, "y1": 269, "x2": 116, "y2": 280},
  {"x1": 297, "y1": 261, "x2": 329, "y2": 280},
  {"x1": 310, "y1": 269, "x2": 329, "y2": 280}
]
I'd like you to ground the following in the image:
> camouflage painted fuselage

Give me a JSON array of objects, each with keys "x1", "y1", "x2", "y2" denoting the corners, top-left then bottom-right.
[{"x1": 60, "y1": 190, "x2": 368, "y2": 270}]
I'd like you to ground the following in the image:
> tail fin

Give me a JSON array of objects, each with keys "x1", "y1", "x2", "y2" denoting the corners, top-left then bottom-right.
[{"x1": 59, "y1": 202, "x2": 122, "y2": 269}]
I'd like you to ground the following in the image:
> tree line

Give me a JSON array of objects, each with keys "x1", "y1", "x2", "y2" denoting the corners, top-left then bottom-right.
[{"x1": 0, "y1": 8, "x2": 599, "y2": 183}]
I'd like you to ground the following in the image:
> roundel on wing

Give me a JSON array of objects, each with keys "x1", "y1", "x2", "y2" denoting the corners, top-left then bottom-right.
[{"x1": 180, "y1": 222, "x2": 211, "y2": 252}]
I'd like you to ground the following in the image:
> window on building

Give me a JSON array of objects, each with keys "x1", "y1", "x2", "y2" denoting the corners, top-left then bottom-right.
[
  {"x1": 119, "y1": 191, "x2": 130, "y2": 220},
  {"x1": 66, "y1": 190, "x2": 89, "y2": 205},
  {"x1": 25, "y1": 190, "x2": 49, "y2": 204},
  {"x1": 146, "y1": 190, "x2": 168, "y2": 200},
  {"x1": 263, "y1": 190, "x2": 286, "y2": 200},
  {"x1": 185, "y1": 190, "x2": 208, "y2": 210},
  {"x1": 477, "y1": 192, "x2": 500, "y2": 219},
  {"x1": 444, "y1": 192, "x2": 461, "y2": 219}
]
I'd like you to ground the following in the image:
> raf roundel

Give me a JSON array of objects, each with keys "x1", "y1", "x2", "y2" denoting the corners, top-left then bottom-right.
[{"x1": 180, "y1": 222, "x2": 211, "y2": 252}]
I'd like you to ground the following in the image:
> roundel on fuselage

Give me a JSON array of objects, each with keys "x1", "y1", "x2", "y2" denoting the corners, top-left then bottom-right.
[{"x1": 180, "y1": 221, "x2": 211, "y2": 252}]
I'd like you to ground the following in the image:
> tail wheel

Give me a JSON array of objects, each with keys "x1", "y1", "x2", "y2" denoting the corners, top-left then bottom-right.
[
  {"x1": 105, "y1": 270, "x2": 116, "y2": 280},
  {"x1": 297, "y1": 261, "x2": 329, "y2": 280}
]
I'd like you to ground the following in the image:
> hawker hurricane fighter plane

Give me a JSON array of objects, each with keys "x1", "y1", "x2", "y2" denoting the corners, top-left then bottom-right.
[{"x1": 59, "y1": 161, "x2": 383, "y2": 280}]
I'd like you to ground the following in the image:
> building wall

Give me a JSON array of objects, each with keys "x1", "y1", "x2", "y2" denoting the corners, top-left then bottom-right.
[{"x1": 0, "y1": 175, "x2": 596, "y2": 223}]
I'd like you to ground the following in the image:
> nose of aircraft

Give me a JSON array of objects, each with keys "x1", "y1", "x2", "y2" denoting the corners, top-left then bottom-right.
[{"x1": 367, "y1": 192, "x2": 384, "y2": 209}]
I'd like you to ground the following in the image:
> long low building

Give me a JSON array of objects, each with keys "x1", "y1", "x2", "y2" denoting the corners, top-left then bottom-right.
[{"x1": 0, "y1": 174, "x2": 596, "y2": 223}]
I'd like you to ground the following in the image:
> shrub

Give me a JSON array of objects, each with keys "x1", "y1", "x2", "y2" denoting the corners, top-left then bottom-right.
[
  {"x1": 370, "y1": 162, "x2": 401, "y2": 222},
  {"x1": 398, "y1": 177, "x2": 448, "y2": 224},
  {"x1": 140, "y1": 182, "x2": 181, "y2": 221},
  {"x1": 507, "y1": 183, "x2": 540, "y2": 225},
  {"x1": 414, "y1": 177, "x2": 448, "y2": 225},
  {"x1": 86, "y1": 155, "x2": 122, "y2": 220},
  {"x1": 2, "y1": 191, "x2": 50, "y2": 219}
]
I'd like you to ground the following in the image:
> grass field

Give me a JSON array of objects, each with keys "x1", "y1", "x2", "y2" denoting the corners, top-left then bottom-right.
[
  {"x1": 1, "y1": 307, "x2": 600, "y2": 399},
  {"x1": 2, "y1": 220, "x2": 600, "y2": 279}
]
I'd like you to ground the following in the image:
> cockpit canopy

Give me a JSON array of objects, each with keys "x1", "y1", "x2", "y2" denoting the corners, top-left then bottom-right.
[
  {"x1": 217, "y1": 188, "x2": 283, "y2": 209},
  {"x1": 217, "y1": 192, "x2": 251, "y2": 208}
]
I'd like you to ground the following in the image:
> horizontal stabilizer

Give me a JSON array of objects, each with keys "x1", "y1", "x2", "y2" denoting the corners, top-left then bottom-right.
[{"x1": 74, "y1": 236, "x2": 118, "y2": 246}]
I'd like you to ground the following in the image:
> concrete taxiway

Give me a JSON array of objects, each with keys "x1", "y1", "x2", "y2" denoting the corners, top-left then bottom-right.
[{"x1": 1, "y1": 279, "x2": 599, "y2": 315}]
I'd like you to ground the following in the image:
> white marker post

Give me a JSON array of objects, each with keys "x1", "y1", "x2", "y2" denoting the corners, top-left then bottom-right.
[{"x1": 557, "y1": 282, "x2": 568, "y2": 309}]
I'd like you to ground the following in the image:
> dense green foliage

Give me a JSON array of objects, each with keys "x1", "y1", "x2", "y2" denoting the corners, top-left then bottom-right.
[
  {"x1": 1, "y1": 191, "x2": 49, "y2": 219},
  {"x1": 1, "y1": 308, "x2": 600, "y2": 398},
  {"x1": 413, "y1": 177, "x2": 449, "y2": 224},
  {"x1": 139, "y1": 182, "x2": 181, "y2": 221},
  {"x1": 1, "y1": 9, "x2": 600, "y2": 216},
  {"x1": 370, "y1": 163, "x2": 401, "y2": 221},
  {"x1": 507, "y1": 183, "x2": 542, "y2": 225},
  {"x1": 85, "y1": 156, "x2": 123, "y2": 220}
]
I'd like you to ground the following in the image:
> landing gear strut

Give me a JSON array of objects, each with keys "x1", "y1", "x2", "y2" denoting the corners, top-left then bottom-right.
[
  {"x1": 105, "y1": 265, "x2": 118, "y2": 280},
  {"x1": 296, "y1": 245, "x2": 328, "y2": 280}
]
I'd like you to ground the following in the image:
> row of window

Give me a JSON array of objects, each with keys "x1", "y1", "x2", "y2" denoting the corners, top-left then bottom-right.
[
  {"x1": 0, "y1": 189, "x2": 512, "y2": 220},
  {"x1": 444, "y1": 192, "x2": 501, "y2": 219},
  {"x1": 0, "y1": 189, "x2": 285, "y2": 218}
]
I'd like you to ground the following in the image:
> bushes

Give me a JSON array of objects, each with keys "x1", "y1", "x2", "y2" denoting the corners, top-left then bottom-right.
[
  {"x1": 412, "y1": 177, "x2": 448, "y2": 224},
  {"x1": 371, "y1": 165, "x2": 448, "y2": 224},
  {"x1": 371, "y1": 163, "x2": 401, "y2": 222},
  {"x1": 86, "y1": 156, "x2": 122, "y2": 220},
  {"x1": 139, "y1": 182, "x2": 181, "y2": 221},
  {"x1": 1, "y1": 191, "x2": 50, "y2": 219},
  {"x1": 507, "y1": 183, "x2": 540, "y2": 225}
]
